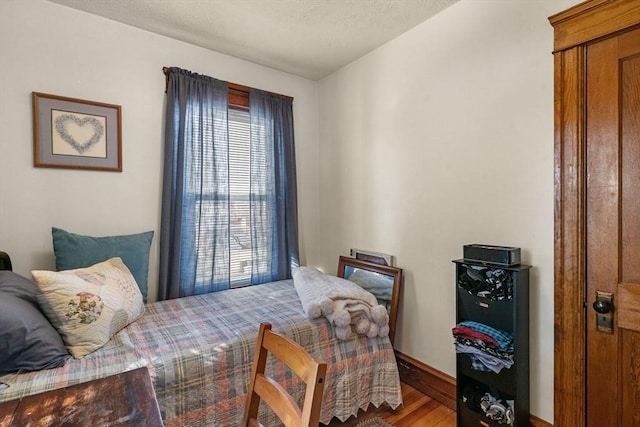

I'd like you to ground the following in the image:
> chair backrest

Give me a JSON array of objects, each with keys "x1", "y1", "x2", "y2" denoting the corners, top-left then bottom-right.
[{"x1": 243, "y1": 323, "x2": 327, "y2": 427}]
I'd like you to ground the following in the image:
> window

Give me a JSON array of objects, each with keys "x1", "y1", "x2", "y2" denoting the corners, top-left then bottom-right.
[
  {"x1": 161, "y1": 68, "x2": 298, "y2": 299},
  {"x1": 191, "y1": 107, "x2": 268, "y2": 288}
]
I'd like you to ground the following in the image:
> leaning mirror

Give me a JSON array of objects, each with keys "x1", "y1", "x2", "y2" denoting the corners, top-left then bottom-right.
[{"x1": 337, "y1": 255, "x2": 403, "y2": 346}]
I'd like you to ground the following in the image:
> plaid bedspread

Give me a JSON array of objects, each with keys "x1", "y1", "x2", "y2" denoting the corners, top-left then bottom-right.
[{"x1": 0, "y1": 280, "x2": 402, "y2": 425}]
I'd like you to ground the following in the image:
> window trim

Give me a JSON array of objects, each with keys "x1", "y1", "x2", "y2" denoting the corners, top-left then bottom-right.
[{"x1": 229, "y1": 83, "x2": 250, "y2": 111}]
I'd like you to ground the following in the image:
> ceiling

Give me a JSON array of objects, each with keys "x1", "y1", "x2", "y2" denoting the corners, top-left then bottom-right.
[{"x1": 47, "y1": 0, "x2": 458, "y2": 81}]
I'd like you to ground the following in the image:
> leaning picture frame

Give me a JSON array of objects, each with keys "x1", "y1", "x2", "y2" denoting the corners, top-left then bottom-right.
[
  {"x1": 32, "y1": 92, "x2": 122, "y2": 172},
  {"x1": 337, "y1": 255, "x2": 403, "y2": 346},
  {"x1": 349, "y1": 248, "x2": 394, "y2": 266}
]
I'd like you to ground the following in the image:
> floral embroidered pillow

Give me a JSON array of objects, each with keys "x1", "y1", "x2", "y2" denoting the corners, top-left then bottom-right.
[{"x1": 32, "y1": 257, "x2": 145, "y2": 358}]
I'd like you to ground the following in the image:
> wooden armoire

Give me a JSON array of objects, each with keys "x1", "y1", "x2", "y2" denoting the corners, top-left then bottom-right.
[{"x1": 550, "y1": 1, "x2": 640, "y2": 426}]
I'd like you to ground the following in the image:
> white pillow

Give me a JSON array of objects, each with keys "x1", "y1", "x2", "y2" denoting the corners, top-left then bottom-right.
[{"x1": 32, "y1": 257, "x2": 145, "y2": 358}]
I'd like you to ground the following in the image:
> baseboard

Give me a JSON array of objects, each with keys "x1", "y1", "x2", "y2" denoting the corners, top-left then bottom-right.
[
  {"x1": 394, "y1": 351, "x2": 553, "y2": 427},
  {"x1": 529, "y1": 415, "x2": 553, "y2": 427},
  {"x1": 394, "y1": 351, "x2": 457, "y2": 410}
]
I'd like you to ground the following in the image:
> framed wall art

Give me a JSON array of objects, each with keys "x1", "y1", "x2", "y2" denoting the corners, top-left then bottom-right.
[{"x1": 32, "y1": 92, "x2": 122, "y2": 171}]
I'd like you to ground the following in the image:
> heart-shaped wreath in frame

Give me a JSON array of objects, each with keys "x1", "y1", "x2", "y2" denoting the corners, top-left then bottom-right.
[{"x1": 33, "y1": 92, "x2": 122, "y2": 172}]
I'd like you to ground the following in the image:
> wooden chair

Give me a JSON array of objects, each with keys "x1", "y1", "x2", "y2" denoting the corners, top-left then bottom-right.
[{"x1": 243, "y1": 323, "x2": 327, "y2": 427}]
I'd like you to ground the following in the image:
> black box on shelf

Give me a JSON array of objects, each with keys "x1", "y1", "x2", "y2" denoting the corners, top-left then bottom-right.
[{"x1": 463, "y1": 244, "x2": 521, "y2": 267}]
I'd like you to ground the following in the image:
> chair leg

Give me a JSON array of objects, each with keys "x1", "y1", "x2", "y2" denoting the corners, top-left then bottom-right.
[{"x1": 242, "y1": 323, "x2": 271, "y2": 426}]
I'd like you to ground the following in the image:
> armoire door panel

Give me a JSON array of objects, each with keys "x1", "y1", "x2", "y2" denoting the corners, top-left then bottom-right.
[
  {"x1": 621, "y1": 55, "x2": 640, "y2": 284},
  {"x1": 586, "y1": 26, "x2": 640, "y2": 427},
  {"x1": 618, "y1": 283, "x2": 640, "y2": 331},
  {"x1": 551, "y1": 2, "x2": 640, "y2": 426},
  {"x1": 621, "y1": 328, "x2": 640, "y2": 426},
  {"x1": 585, "y1": 33, "x2": 620, "y2": 427}
]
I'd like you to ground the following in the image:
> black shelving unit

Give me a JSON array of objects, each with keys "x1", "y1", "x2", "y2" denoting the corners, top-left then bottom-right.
[{"x1": 453, "y1": 259, "x2": 530, "y2": 427}]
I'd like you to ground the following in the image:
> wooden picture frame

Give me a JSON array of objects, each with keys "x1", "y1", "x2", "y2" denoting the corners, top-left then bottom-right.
[
  {"x1": 32, "y1": 92, "x2": 122, "y2": 172},
  {"x1": 349, "y1": 248, "x2": 394, "y2": 266},
  {"x1": 337, "y1": 255, "x2": 403, "y2": 346}
]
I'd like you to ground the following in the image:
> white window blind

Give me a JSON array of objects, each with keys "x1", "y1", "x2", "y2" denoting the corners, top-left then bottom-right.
[{"x1": 228, "y1": 109, "x2": 253, "y2": 286}]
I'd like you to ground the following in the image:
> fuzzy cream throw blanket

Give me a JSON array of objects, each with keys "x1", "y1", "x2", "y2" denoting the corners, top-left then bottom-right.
[{"x1": 292, "y1": 266, "x2": 389, "y2": 340}]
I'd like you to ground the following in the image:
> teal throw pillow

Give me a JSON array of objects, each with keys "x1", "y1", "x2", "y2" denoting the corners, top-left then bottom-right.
[{"x1": 52, "y1": 227, "x2": 153, "y2": 302}]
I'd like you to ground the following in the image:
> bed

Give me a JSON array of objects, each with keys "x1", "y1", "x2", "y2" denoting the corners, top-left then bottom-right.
[{"x1": 0, "y1": 259, "x2": 403, "y2": 426}]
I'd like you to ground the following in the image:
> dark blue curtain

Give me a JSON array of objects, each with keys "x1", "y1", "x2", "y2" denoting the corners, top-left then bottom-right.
[
  {"x1": 159, "y1": 68, "x2": 299, "y2": 300},
  {"x1": 249, "y1": 89, "x2": 299, "y2": 284},
  {"x1": 159, "y1": 67, "x2": 229, "y2": 299}
]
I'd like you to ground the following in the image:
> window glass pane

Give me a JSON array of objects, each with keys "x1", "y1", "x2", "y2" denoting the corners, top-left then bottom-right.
[{"x1": 190, "y1": 108, "x2": 269, "y2": 289}]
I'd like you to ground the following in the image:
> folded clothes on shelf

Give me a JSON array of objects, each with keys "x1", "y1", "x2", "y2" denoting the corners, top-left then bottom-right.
[
  {"x1": 461, "y1": 383, "x2": 515, "y2": 426},
  {"x1": 453, "y1": 321, "x2": 514, "y2": 373},
  {"x1": 458, "y1": 264, "x2": 512, "y2": 300}
]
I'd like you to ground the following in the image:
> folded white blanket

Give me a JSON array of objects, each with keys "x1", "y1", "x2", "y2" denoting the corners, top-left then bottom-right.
[
  {"x1": 324, "y1": 274, "x2": 378, "y2": 307},
  {"x1": 292, "y1": 267, "x2": 333, "y2": 318},
  {"x1": 293, "y1": 266, "x2": 390, "y2": 340}
]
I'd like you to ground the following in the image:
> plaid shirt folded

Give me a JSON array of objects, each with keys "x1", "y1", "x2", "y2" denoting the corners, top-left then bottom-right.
[{"x1": 455, "y1": 320, "x2": 513, "y2": 351}]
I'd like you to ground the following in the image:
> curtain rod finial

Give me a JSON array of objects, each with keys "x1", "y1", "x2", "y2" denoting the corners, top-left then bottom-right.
[{"x1": 162, "y1": 66, "x2": 169, "y2": 93}]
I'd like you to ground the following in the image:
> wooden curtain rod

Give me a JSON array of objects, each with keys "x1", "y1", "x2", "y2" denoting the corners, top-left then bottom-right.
[{"x1": 162, "y1": 66, "x2": 293, "y2": 100}]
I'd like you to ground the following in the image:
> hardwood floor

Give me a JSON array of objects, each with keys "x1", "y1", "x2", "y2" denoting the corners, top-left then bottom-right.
[{"x1": 325, "y1": 382, "x2": 456, "y2": 426}]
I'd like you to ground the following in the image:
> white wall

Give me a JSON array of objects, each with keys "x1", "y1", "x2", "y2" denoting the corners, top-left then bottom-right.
[
  {"x1": 1, "y1": 0, "x2": 582, "y2": 422},
  {"x1": 0, "y1": 0, "x2": 319, "y2": 303},
  {"x1": 316, "y1": 0, "x2": 578, "y2": 422}
]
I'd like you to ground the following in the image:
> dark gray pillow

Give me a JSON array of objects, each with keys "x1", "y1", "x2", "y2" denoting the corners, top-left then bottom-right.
[{"x1": 0, "y1": 271, "x2": 70, "y2": 374}]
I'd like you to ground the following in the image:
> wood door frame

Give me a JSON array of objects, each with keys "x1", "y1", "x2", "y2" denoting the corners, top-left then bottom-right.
[{"x1": 549, "y1": 1, "x2": 640, "y2": 426}]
